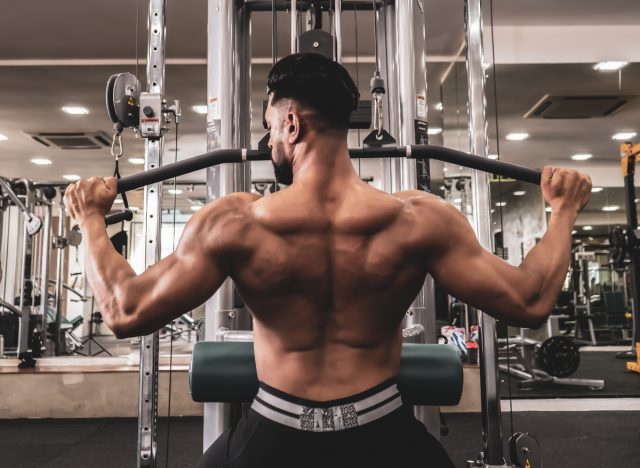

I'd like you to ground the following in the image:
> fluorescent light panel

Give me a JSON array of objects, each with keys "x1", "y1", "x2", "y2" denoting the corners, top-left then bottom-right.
[
  {"x1": 62, "y1": 174, "x2": 80, "y2": 181},
  {"x1": 168, "y1": 189, "x2": 183, "y2": 195},
  {"x1": 488, "y1": 154, "x2": 498, "y2": 160},
  {"x1": 602, "y1": 205, "x2": 620, "y2": 212},
  {"x1": 192, "y1": 105, "x2": 207, "y2": 114},
  {"x1": 506, "y1": 132, "x2": 529, "y2": 141},
  {"x1": 62, "y1": 106, "x2": 89, "y2": 115},
  {"x1": 495, "y1": 201, "x2": 507, "y2": 207},
  {"x1": 582, "y1": 225, "x2": 593, "y2": 231},
  {"x1": 31, "y1": 158, "x2": 52, "y2": 165},
  {"x1": 593, "y1": 61, "x2": 628, "y2": 71},
  {"x1": 591, "y1": 187, "x2": 604, "y2": 193},
  {"x1": 613, "y1": 132, "x2": 637, "y2": 140},
  {"x1": 571, "y1": 153, "x2": 592, "y2": 161},
  {"x1": 427, "y1": 127, "x2": 442, "y2": 135},
  {"x1": 128, "y1": 157, "x2": 145, "y2": 165}
]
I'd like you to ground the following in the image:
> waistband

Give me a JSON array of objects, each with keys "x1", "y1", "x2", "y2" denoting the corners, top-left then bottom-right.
[{"x1": 250, "y1": 378, "x2": 403, "y2": 432}]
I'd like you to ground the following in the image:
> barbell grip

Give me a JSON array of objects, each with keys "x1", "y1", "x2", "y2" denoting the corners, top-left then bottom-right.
[{"x1": 105, "y1": 209, "x2": 133, "y2": 226}]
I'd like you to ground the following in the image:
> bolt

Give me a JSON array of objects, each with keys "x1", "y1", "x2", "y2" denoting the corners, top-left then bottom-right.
[{"x1": 313, "y1": 41, "x2": 319, "y2": 48}]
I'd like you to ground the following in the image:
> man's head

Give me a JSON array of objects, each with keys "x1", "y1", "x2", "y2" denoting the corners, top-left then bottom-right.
[{"x1": 264, "y1": 53, "x2": 360, "y2": 184}]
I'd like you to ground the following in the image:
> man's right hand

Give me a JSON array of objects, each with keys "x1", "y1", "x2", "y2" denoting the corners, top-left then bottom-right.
[{"x1": 540, "y1": 166, "x2": 592, "y2": 219}]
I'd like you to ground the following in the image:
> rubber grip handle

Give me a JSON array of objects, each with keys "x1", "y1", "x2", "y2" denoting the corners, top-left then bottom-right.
[{"x1": 105, "y1": 209, "x2": 133, "y2": 226}]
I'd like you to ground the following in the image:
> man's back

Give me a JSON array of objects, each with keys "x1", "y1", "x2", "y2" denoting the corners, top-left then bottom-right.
[{"x1": 229, "y1": 178, "x2": 433, "y2": 400}]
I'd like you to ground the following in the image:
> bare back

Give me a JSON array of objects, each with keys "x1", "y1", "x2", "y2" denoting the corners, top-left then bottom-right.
[{"x1": 230, "y1": 180, "x2": 433, "y2": 400}]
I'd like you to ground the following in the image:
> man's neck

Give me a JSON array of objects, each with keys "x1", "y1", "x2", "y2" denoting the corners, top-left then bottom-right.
[{"x1": 290, "y1": 135, "x2": 359, "y2": 192}]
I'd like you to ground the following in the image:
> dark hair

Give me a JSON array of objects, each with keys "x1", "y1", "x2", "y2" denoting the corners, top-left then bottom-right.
[{"x1": 267, "y1": 53, "x2": 360, "y2": 131}]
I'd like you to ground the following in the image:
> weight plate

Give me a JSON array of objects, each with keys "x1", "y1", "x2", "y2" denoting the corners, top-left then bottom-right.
[
  {"x1": 536, "y1": 336, "x2": 580, "y2": 378},
  {"x1": 509, "y1": 432, "x2": 542, "y2": 468}
]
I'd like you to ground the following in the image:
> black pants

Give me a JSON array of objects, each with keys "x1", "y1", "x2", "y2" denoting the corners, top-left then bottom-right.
[{"x1": 196, "y1": 405, "x2": 455, "y2": 468}]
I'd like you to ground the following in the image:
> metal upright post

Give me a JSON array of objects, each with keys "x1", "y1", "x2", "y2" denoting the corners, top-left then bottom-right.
[
  {"x1": 377, "y1": 0, "x2": 439, "y2": 437},
  {"x1": 137, "y1": 1, "x2": 166, "y2": 466},
  {"x1": 465, "y1": 0, "x2": 506, "y2": 465},
  {"x1": 204, "y1": 0, "x2": 252, "y2": 451},
  {"x1": 16, "y1": 181, "x2": 36, "y2": 356},
  {"x1": 54, "y1": 196, "x2": 66, "y2": 356},
  {"x1": 39, "y1": 197, "x2": 52, "y2": 344}
]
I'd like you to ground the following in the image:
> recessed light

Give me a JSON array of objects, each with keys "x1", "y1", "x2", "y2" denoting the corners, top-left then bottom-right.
[
  {"x1": 168, "y1": 189, "x2": 183, "y2": 195},
  {"x1": 190, "y1": 205, "x2": 203, "y2": 211},
  {"x1": 435, "y1": 102, "x2": 444, "y2": 111},
  {"x1": 453, "y1": 198, "x2": 462, "y2": 203},
  {"x1": 443, "y1": 167, "x2": 448, "y2": 172},
  {"x1": 128, "y1": 157, "x2": 145, "y2": 165},
  {"x1": 612, "y1": 132, "x2": 637, "y2": 140},
  {"x1": 113, "y1": 199, "x2": 124, "y2": 204},
  {"x1": 31, "y1": 158, "x2": 52, "y2": 165},
  {"x1": 583, "y1": 225, "x2": 593, "y2": 231},
  {"x1": 192, "y1": 105, "x2": 208, "y2": 114},
  {"x1": 0, "y1": 133, "x2": 7, "y2": 141},
  {"x1": 602, "y1": 205, "x2": 620, "y2": 212},
  {"x1": 571, "y1": 153, "x2": 592, "y2": 161},
  {"x1": 129, "y1": 206, "x2": 141, "y2": 212},
  {"x1": 495, "y1": 201, "x2": 507, "y2": 207},
  {"x1": 62, "y1": 106, "x2": 89, "y2": 115},
  {"x1": 593, "y1": 61, "x2": 628, "y2": 72},
  {"x1": 506, "y1": 132, "x2": 529, "y2": 141},
  {"x1": 545, "y1": 206, "x2": 552, "y2": 213},
  {"x1": 62, "y1": 174, "x2": 81, "y2": 181},
  {"x1": 513, "y1": 190, "x2": 526, "y2": 196},
  {"x1": 591, "y1": 187, "x2": 604, "y2": 193},
  {"x1": 488, "y1": 154, "x2": 498, "y2": 160},
  {"x1": 636, "y1": 198, "x2": 639, "y2": 203},
  {"x1": 439, "y1": 185, "x2": 445, "y2": 190},
  {"x1": 572, "y1": 230, "x2": 578, "y2": 235},
  {"x1": 428, "y1": 127, "x2": 443, "y2": 135},
  {"x1": 490, "y1": 209, "x2": 495, "y2": 213}
]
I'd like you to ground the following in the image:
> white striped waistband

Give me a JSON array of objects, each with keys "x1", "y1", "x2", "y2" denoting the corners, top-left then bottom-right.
[{"x1": 250, "y1": 381, "x2": 403, "y2": 432}]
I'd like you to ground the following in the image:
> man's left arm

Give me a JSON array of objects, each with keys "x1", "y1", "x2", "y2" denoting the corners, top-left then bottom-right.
[{"x1": 65, "y1": 177, "x2": 232, "y2": 338}]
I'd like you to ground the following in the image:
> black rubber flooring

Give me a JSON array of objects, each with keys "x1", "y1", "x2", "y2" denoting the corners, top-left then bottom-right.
[
  {"x1": 500, "y1": 351, "x2": 640, "y2": 399},
  {"x1": 1, "y1": 412, "x2": 638, "y2": 467}
]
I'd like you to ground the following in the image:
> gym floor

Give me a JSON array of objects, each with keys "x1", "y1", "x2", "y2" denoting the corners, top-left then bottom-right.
[{"x1": 1, "y1": 411, "x2": 638, "y2": 467}]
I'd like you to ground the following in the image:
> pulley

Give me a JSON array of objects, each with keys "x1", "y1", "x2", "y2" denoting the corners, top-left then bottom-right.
[
  {"x1": 509, "y1": 432, "x2": 542, "y2": 468},
  {"x1": 536, "y1": 336, "x2": 580, "y2": 378},
  {"x1": 106, "y1": 72, "x2": 141, "y2": 131}
]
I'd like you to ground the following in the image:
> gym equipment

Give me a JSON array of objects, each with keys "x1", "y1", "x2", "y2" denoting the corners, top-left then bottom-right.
[
  {"x1": 0, "y1": 178, "x2": 42, "y2": 236},
  {"x1": 190, "y1": 341, "x2": 463, "y2": 406},
  {"x1": 104, "y1": 145, "x2": 541, "y2": 225},
  {"x1": 106, "y1": 72, "x2": 141, "y2": 132},
  {"x1": 535, "y1": 336, "x2": 580, "y2": 378},
  {"x1": 508, "y1": 432, "x2": 542, "y2": 468}
]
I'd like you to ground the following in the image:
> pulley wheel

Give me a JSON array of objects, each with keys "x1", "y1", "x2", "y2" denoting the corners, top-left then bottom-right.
[
  {"x1": 106, "y1": 72, "x2": 141, "y2": 129},
  {"x1": 536, "y1": 336, "x2": 580, "y2": 378}
]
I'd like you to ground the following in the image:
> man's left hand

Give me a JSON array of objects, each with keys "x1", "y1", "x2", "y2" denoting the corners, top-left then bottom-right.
[{"x1": 64, "y1": 177, "x2": 117, "y2": 226}]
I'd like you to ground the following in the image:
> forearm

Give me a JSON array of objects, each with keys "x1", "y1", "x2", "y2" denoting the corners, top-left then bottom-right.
[
  {"x1": 80, "y1": 215, "x2": 137, "y2": 336},
  {"x1": 518, "y1": 209, "x2": 575, "y2": 323}
]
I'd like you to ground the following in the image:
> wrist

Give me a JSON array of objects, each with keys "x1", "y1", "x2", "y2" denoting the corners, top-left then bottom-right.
[{"x1": 78, "y1": 212, "x2": 105, "y2": 230}]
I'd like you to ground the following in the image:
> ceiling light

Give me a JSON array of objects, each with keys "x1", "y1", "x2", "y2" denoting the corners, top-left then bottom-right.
[
  {"x1": 593, "y1": 61, "x2": 628, "y2": 72},
  {"x1": 168, "y1": 189, "x2": 183, "y2": 195},
  {"x1": 190, "y1": 205, "x2": 203, "y2": 211},
  {"x1": 129, "y1": 206, "x2": 141, "y2": 212},
  {"x1": 602, "y1": 205, "x2": 620, "y2": 212},
  {"x1": 31, "y1": 158, "x2": 52, "y2": 165},
  {"x1": 583, "y1": 225, "x2": 593, "y2": 231},
  {"x1": 435, "y1": 102, "x2": 444, "y2": 111},
  {"x1": 128, "y1": 157, "x2": 145, "y2": 165},
  {"x1": 571, "y1": 153, "x2": 592, "y2": 161},
  {"x1": 0, "y1": 133, "x2": 7, "y2": 141},
  {"x1": 513, "y1": 190, "x2": 526, "y2": 196},
  {"x1": 113, "y1": 198, "x2": 124, "y2": 204},
  {"x1": 490, "y1": 209, "x2": 495, "y2": 213},
  {"x1": 591, "y1": 187, "x2": 604, "y2": 193},
  {"x1": 62, "y1": 174, "x2": 81, "y2": 181},
  {"x1": 428, "y1": 127, "x2": 443, "y2": 135},
  {"x1": 545, "y1": 206, "x2": 552, "y2": 212},
  {"x1": 488, "y1": 154, "x2": 498, "y2": 160},
  {"x1": 636, "y1": 198, "x2": 639, "y2": 203},
  {"x1": 612, "y1": 132, "x2": 637, "y2": 140},
  {"x1": 192, "y1": 105, "x2": 208, "y2": 114},
  {"x1": 439, "y1": 185, "x2": 445, "y2": 190},
  {"x1": 572, "y1": 230, "x2": 577, "y2": 235},
  {"x1": 495, "y1": 201, "x2": 507, "y2": 207},
  {"x1": 506, "y1": 132, "x2": 529, "y2": 141},
  {"x1": 62, "y1": 106, "x2": 89, "y2": 115},
  {"x1": 453, "y1": 198, "x2": 462, "y2": 203},
  {"x1": 443, "y1": 167, "x2": 448, "y2": 172}
]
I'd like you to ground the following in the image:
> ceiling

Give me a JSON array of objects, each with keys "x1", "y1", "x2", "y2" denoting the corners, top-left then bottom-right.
[{"x1": 0, "y1": 0, "x2": 639, "y2": 219}]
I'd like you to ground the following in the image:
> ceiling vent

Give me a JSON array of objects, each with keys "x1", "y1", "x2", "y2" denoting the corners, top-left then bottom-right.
[
  {"x1": 27, "y1": 131, "x2": 111, "y2": 149},
  {"x1": 525, "y1": 95, "x2": 632, "y2": 119}
]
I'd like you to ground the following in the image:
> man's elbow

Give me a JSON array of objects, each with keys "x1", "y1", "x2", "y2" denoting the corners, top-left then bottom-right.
[{"x1": 104, "y1": 290, "x2": 141, "y2": 339}]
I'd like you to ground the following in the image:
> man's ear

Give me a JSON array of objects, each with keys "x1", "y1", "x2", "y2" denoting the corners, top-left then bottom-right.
[{"x1": 286, "y1": 111, "x2": 302, "y2": 144}]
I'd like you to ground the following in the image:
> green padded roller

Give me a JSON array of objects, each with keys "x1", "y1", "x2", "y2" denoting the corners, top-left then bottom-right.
[{"x1": 190, "y1": 341, "x2": 463, "y2": 406}]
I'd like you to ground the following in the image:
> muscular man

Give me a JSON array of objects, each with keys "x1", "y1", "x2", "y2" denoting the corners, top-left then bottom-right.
[{"x1": 64, "y1": 53, "x2": 591, "y2": 467}]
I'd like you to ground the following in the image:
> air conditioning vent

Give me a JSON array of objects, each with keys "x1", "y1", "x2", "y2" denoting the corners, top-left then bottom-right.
[
  {"x1": 525, "y1": 95, "x2": 633, "y2": 119},
  {"x1": 26, "y1": 131, "x2": 111, "y2": 149}
]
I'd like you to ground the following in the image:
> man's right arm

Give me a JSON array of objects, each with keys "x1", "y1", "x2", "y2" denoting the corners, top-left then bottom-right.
[{"x1": 420, "y1": 167, "x2": 591, "y2": 328}]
